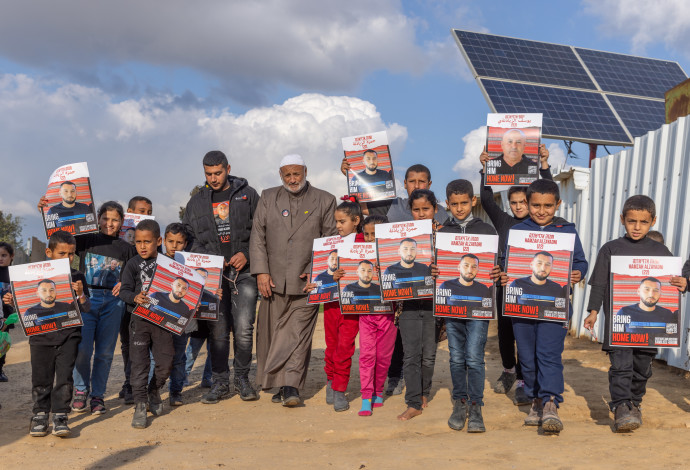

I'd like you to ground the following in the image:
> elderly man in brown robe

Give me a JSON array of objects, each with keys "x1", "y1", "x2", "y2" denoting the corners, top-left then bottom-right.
[{"x1": 250, "y1": 154, "x2": 337, "y2": 406}]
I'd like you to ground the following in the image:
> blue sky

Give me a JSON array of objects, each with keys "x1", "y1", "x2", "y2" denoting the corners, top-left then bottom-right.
[{"x1": 0, "y1": 0, "x2": 688, "y2": 244}]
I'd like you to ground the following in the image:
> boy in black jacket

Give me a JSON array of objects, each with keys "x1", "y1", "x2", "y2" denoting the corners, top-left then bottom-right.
[
  {"x1": 479, "y1": 144, "x2": 552, "y2": 404},
  {"x1": 17, "y1": 231, "x2": 91, "y2": 437},
  {"x1": 118, "y1": 219, "x2": 173, "y2": 429},
  {"x1": 584, "y1": 195, "x2": 687, "y2": 432},
  {"x1": 439, "y1": 179, "x2": 499, "y2": 433}
]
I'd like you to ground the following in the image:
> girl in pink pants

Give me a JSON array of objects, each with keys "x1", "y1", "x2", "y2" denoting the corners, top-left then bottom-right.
[{"x1": 357, "y1": 215, "x2": 397, "y2": 416}]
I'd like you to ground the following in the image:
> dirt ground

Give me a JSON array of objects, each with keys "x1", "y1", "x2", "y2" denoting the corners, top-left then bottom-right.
[{"x1": 1, "y1": 317, "x2": 690, "y2": 470}]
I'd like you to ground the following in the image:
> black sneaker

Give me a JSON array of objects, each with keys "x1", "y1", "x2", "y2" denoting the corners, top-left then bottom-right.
[
  {"x1": 148, "y1": 388, "x2": 163, "y2": 416},
  {"x1": 281, "y1": 386, "x2": 301, "y2": 407},
  {"x1": 613, "y1": 403, "x2": 639, "y2": 433},
  {"x1": 201, "y1": 382, "x2": 231, "y2": 404},
  {"x1": 169, "y1": 392, "x2": 183, "y2": 407},
  {"x1": 90, "y1": 397, "x2": 107, "y2": 415},
  {"x1": 513, "y1": 385, "x2": 531, "y2": 406},
  {"x1": 131, "y1": 402, "x2": 147, "y2": 429},
  {"x1": 448, "y1": 399, "x2": 468, "y2": 431},
  {"x1": 234, "y1": 375, "x2": 258, "y2": 401},
  {"x1": 0, "y1": 371, "x2": 8, "y2": 382},
  {"x1": 271, "y1": 388, "x2": 283, "y2": 403},
  {"x1": 385, "y1": 377, "x2": 404, "y2": 396},
  {"x1": 118, "y1": 383, "x2": 127, "y2": 399},
  {"x1": 493, "y1": 371, "x2": 516, "y2": 394},
  {"x1": 30, "y1": 412, "x2": 50, "y2": 437},
  {"x1": 124, "y1": 385, "x2": 134, "y2": 405},
  {"x1": 52, "y1": 413, "x2": 71, "y2": 437},
  {"x1": 467, "y1": 402, "x2": 486, "y2": 433}
]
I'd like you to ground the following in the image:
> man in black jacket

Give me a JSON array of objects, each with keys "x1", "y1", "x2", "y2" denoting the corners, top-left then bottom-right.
[{"x1": 182, "y1": 150, "x2": 260, "y2": 403}]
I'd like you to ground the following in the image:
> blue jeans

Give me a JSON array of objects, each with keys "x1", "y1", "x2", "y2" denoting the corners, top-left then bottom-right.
[
  {"x1": 185, "y1": 337, "x2": 212, "y2": 384},
  {"x1": 73, "y1": 289, "x2": 125, "y2": 399},
  {"x1": 512, "y1": 318, "x2": 568, "y2": 405},
  {"x1": 169, "y1": 333, "x2": 189, "y2": 393},
  {"x1": 445, "y1": 318, "x2": 489, "y2": 405},
  {"x1": 207, "y1": 271, "x2": 257, "y2": 384}
]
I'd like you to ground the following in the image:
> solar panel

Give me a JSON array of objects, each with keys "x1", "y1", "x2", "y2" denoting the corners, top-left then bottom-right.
[
  {"x1": 481, "y1": 80, "x2": 631, "y2": 145},
  {"x1": 576, "y1": 48, "x2": 687, "y2": 98},
  {"x1": 605, "y1": 95, "x2": 667, "y2": 138},
  {"x1": 453, "y1": 30, "x2": 688, "y2": 145},
  {"x1": 456, "y1": 31, "x2": 596, "y2": 90}
]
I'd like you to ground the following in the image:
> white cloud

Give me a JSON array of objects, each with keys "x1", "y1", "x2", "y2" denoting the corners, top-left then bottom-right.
[
  {"x1": 452, "y1": 126, "x2": 486, "y2": 188},
  {"x1": 0, "y1": 74, "x2": 406, "y2": 240},
  {"x1": 0, "y1": 0, "x2": 431, "y2": 102},
  {"x1": 583, "y1": 0, "x2": 690, "y2": 56},
  {"x1": 547, "y1": 142, "x2": 567, "y2": 170}
]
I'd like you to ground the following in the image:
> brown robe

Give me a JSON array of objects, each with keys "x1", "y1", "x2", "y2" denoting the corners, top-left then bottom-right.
[{"x1": 250, "y1": 182, "x2": 337, "y2": 390}]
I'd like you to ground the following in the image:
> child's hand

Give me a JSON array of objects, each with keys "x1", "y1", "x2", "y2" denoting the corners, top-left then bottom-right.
[
  {"x1": 490, "y1": 265, "x2": 502, "y2": 282},
  {"x1": 583, "y1": 310, "x2": 598, "y2": 330},
  {"x1": 430, "y1": 264, "x2": 439, "y2": 278},
  {"x1": 37, "y1": 195, "x2": 49, "y2": 211},
  {"x1": 111, "y1": 282, "x2": 121, "y2": 297},
  {"x1": 570, "y1": 270, "x2": 582, "y2": 284},
  {"x1": 479, "y1": 146, "x2": 489, "y2": 164},
  {"x1": 333, "y1": 268, "x2": 345, "y2": 282},
  {"x1": 340, "y1": 157, "x2": 350, "y2": 176},
  {"x1": 2, "y1": 292, "x2": 12, "y2": 305},
  {"x1": 670, "y1": 275, "x2": 688, "y2": 293},
  {"x1": 303, "y1": 282, "x2": 317, "y2": 293},
  {"x1": 134, "y1": 290, "x2": 149, "y2": 304},
  {"x1": 539, "y1": 144, "x2": 550, "y2": 169},
  {"x1": 215, "y1": 288, "x2": 223, "y2": 300},
  {"x1": 72, "y1": 280, "x2": 84, "y2": 298},
  {"x1": 499, "y1": 271, "x2": 508, "y2": 286}
]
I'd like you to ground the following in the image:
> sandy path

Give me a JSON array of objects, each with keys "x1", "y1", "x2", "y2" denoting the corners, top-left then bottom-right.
[{"x1": 1, "y1": 317, "x2": 689, "y2": 469}]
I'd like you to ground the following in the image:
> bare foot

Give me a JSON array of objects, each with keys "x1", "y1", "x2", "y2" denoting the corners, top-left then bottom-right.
[
  {"x1": 422, "y1": 396, "x2": 429, "y2": 408},
  {"x1": 397, "y1": 407, "x2": 422, "y2": 421}
]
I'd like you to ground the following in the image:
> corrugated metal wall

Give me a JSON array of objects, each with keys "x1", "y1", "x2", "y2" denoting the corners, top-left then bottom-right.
[{"x1": 570, "y1": 115, "x2": 690, "y2": 370}]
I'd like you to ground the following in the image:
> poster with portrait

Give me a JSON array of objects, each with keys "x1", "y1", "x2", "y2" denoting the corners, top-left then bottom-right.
[
  {"x1": 484, "y1": 114, "x2": 542, "y2": 188},
  {"x1": 42, "y1": 162, "x2": 98, "y2": 238},
  {"x1": 376, "y1": 219, "x2": 434, "y2": 301},
  {"x1": 338, "y1": 243, "x2": 393, "y2": 315},
  {"x1": 610, "y1": 256, "x2": 682, "y2": 348},
  {"x1": 307, "y1": 234, "x2": 356, "y2": 304},
  {"x1": 132, "y1": 254, "x2": 205, "y2": 335},
  {"x1": 8, "y1": 259, "x2": 82, "y2": 336},
  {"x1": 343, "y1": 131, "x2": 396, "y2": 202},
  {"x1": 503, "y1": 230, "x2": 574, "y2": 322},
  {"x1": 119, "y1": 213, "x2": 155, "y2": 245},
  {"x1": 434, "y1": 232, "x2": 498, "y2": 320},
  {"x1": 83, "y1": 253, "x2": 124, "y2": 290},
  {"x1": 174, "y1": 251, "x2": 224, "y2": 321}
]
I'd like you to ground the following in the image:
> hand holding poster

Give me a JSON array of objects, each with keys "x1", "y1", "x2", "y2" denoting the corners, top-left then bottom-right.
[
  {"x1": 434, "y1": 232, "x2": 498, "y2": 320},
  {"x1": 504, "y1": 230, "x2": 574, "y2": 322},
  {"x1": 42, "y1": 162, "x2": 98, "y2": 237},
  {"x1": 9, "y1": 259, "x2": 82, "y2": 336},
  {"x1": 376, "y1": 219, "x2": 434, "y2": 301},
  {"x1": 308, "y1": 234, "x2": 356, "y2": 304},
  {"x1": 610, "y1": 256, "x2": 682, "y2": 348},
  {"x1": 133, "y1": 254, "x2": 205, "y2": 335},
  {"x1": 342, "y1": 131, "x2": 396, "y2": 202},
  {"x1": 484, "y1": 114, "x2": 542, "y2": 187},
  {"x1": 338, "y1": 243, "x2": 393, "y2": 315},
  {"x1": 174, "y1": 251, "x2": 224, "y2": 321},
  {"x1": 120, "y1": 213, "x2": 155, "y2": 245}
]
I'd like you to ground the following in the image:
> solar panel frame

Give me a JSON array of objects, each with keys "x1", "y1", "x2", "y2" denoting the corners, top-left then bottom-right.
[
  {"x1": 452, "y1": 29, "x2": 688, "y2": 146},
  {"x1": 604, "y1": 94, "x2": 668, "y2": 139}
]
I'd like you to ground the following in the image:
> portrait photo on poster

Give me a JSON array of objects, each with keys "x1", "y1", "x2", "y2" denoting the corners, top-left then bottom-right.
[
  {"x1": 9, "y1": 259, "x2": 82, "y2": 336},
  {"x1": 484, "y1": 114, "x2": 541, "y2": 188},
  {"x1": 342, "y1": 131, "x2": 396, "y2": 202},
  {"x1": 307, "y1": 233, "x2": 356, "y2": 304},
  {"x1": 610, "y1": 256, "x2": 682, "y2": 348},
  {"x1": 504, "y1": 230, "x2": 574, "y2": 322},
  {"x1": 174, "y1": 251, "x2": 224, "y2": 321},
  {"x1": 337, "y1": 243, "x2": 393, "y2": 315},
  {"x1": 42, "y1": 162, "x2": 98, "y2": 237},
  {"x1": 119, "y1": 213, "x2": 155, "y2": 245},
  {"x1": 434, "y1": 232, "x2": 498, "y2": 320},
  {"x1": 376, "y1": 219, "x2": 434, "y2": 301}
]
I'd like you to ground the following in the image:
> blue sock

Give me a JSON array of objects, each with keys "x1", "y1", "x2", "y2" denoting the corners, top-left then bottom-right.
[
  {"x1": 359, "y1": 399, "x2": 372, "y2": 415},
  {"x1": 373, "y1": 395, "x2": 384, "y2": 406}
]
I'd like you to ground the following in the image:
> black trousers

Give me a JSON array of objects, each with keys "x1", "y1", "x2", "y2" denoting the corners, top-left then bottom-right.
[
  {"x1": 398, "y1": 302, "x2": 437, "y2": 410},
  {"x1": 496, "y1": 286, "x2": 522, "y2": 379},
  {"x1": 607, "y1": 348, "x2": 655, "y2": 410},
  {"x1": 130, "y1": 317, "x2": 174, "y2": 403},
  {"x1": 120, "y1": 309, "x2": 132, "y2": 386},
  {"x1": 386, "y1": 329, "x2": 404, "y2": 379},
  {"x1": 30, "y1": 334, "x2": 81, "y2": 414}
]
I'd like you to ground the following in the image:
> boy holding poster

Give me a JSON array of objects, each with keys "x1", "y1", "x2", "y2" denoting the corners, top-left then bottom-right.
[
  {"x1": 584, "y1": 195, "x2": 687, "y2": 432},
  {"x1": 6, "y1": 231, "x2": 90, "y2": 437},
  {"x1": 342, "y1": 131, "x2": 396, "y2": 202},
  {"x1": 483, "y1": 114, "x2": 542, "y2": 188},
  {"x1": 41, "y1": 163, "x2": 98, "y2": 237},
  {"x1": 435, "y1": 179, "x2": 499, "y2": 432},
  {"x1": 503, "y1": 179, "x2": 588, "y2": 433}
]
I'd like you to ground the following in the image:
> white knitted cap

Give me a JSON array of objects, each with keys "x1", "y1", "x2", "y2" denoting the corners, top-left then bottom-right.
[{"x1": 279, "y1": 154, "x2": 305, "y2": 168}]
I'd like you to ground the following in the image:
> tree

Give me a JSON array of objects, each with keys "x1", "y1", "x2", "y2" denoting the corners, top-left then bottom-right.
[
  {"x1": 0, "y1": 210, "x2": 23, "y2": 248},
  {"x1": 178, "y1": 185, "x2": 204, "y2": 221}
]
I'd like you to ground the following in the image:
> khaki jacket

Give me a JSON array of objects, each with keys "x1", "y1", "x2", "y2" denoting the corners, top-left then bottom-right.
[{"x1": 250, "y1": 183, "x2": 337, "y2": 295}]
